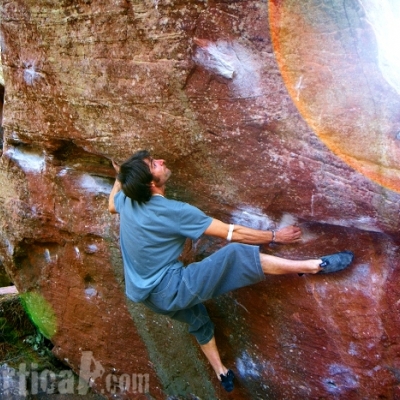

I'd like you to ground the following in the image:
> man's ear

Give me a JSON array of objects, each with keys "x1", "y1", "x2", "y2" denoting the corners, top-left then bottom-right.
[{"x1": 149, "y1": 182, "x2": 158, "y2": 195}]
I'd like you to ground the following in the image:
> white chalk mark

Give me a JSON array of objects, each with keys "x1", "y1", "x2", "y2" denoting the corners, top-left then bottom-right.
[
  {"x1": 44, "y1": 249, "x2": 51, "y2": 263},
  {"x1": 295, "y1": 75, "x2": 304, "y2": 101},
  {"x1": 23, "y1": 61, "x2": 44, "y2": 86},
  {"x1": 74, "y1": 246, "x2": 80, "y2": 258},
  {"x1": 234, "y1": 299, "x2": 249, "y2": 313},
  {"x1": 86, "y1": 244, "x2": 98, "y2": 254},
  {"x1": 79, "y1": 174, "x2": 113, "y2": 194},
  {"x1": 236, "y1": 350, "x2": 275, "y2": 380},
  {"x1": 85, "y1": 287, "x2": 97, "y2": 299},
  {"x1": 231, "y1": 206, "x2": 274, "y2": 230},
  {"x1": 193, "y1": 39, "x2": 261, "y2": 98},
  {"x1": 276, "y1": 213, "x2": 297, "y2": 230},
  {"x1": 5, "y1": 147, "x2": 45, "y2": 173}
]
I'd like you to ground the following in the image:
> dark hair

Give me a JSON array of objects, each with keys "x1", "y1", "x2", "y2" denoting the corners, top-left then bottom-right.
[{"x1": 117, "y1": 150, "x2": 153, "y2": 204}]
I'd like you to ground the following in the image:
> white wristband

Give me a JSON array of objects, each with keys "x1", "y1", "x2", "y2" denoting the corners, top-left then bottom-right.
[{"x1": 226, "y1": 224, "x2": 234, "y2": 241}]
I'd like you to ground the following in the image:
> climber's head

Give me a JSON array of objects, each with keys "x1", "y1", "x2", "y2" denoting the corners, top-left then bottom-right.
[{"x1": 118, "y1": 150, "x2": 171, "y2": 203}]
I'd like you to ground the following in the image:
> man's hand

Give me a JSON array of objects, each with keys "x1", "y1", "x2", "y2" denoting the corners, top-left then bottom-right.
[
  {"x1": 275, "y1": 226, "x2": 302, "y2": 244},
  {"x1": 112, "y1": 159, "x2": 120, "y2": 174}
]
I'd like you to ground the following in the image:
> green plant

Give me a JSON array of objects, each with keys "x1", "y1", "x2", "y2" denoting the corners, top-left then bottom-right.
[{"x1": 23, "y1": 331, "x2": 48, "y2": 356}]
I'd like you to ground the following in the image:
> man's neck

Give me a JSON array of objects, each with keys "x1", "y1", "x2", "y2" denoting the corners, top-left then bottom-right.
[{"x1": 151, "y1": 187, "x2": 165, "y2": 197}]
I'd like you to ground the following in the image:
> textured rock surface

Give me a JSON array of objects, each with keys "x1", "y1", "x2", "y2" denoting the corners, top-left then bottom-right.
[{"x1": 0, "y1": 0, "x2": 400, "y2": 399}]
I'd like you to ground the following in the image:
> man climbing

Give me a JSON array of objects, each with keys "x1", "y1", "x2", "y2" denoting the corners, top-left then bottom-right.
[{"x1": 108, "y1": 150, "x2": 354, "y2": 392}]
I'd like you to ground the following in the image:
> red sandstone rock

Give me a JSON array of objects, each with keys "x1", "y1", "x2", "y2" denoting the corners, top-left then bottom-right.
[{"x1": 0, "y1": 1, "x2": 399, "y2": 399}]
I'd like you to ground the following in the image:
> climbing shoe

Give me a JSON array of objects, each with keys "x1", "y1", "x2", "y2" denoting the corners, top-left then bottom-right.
[
  {"x1": 298, "y1": 250, "x2": 354, "y2": 276},
  {"x1": 318, "y1": 250, "x2": 354, "y2": 274},
  {"x1": 220, "y1": 369, "x2": 235, "y2": 392}
]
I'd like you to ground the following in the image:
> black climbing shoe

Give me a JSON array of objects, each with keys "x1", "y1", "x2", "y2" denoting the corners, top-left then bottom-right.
[
  {"x1": 318, "y1": 250, "x2": 354, "y2": 274},
  {"x1": 220, "y1": 369, "x2": 235, "y2": 392},
  {"x1": 298, "y1": 251, "x2": 354, "y2": 276}
]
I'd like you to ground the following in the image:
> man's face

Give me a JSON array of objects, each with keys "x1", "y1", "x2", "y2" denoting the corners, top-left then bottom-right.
[{"x1": 145, "y1": 156, "x2": 171, "y2": 186}]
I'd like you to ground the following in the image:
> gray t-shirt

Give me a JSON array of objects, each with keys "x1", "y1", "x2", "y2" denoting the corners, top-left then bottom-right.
[{"x1": 114, "y1": 191, "x2": 213, "y2": 302}]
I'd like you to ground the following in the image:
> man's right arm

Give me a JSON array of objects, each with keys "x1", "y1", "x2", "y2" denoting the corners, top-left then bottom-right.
[{"x1": 108, "y1": 179, "x2": 121, "y2": 214}]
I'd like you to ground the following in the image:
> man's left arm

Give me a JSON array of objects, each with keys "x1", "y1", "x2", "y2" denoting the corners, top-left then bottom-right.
[
  {"x1": 109, "y1": 159, "x2": 121, "y2": 214},
  {"x1": 108, "y1": 179, "x2": 121, "y2": 214},
  {"x1": 204, "y1": 219, "x2": 302, "y2": 245}
]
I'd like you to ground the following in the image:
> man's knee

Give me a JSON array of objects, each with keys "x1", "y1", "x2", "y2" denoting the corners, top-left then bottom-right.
[{"x1": 190, "y1": 319, "x2": 215, "y2": 345}]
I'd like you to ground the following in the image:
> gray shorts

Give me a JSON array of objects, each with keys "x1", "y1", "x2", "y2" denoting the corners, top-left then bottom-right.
[{"x1": 142, "y1": 243, "x2": 264, "y2": 345}]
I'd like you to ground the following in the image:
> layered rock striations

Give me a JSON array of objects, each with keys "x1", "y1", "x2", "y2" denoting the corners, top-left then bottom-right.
[{"x1": 0, "y1": 1, "x2": 399, "y2": 398}]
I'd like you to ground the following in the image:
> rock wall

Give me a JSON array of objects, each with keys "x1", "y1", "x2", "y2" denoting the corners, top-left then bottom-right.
[{"x1": 0, "y1": 0, "x2": 400, "y2": 399}]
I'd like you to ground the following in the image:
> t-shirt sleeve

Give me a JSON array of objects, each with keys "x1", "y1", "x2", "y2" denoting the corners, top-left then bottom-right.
[
  {"x1": 114, "y1": 191, "x2": 126, "y2": 214},
  {"x1": 178, "y1": 203, "x2": 213, "y2": 240}
]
